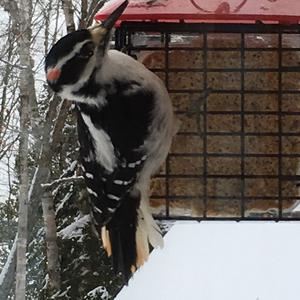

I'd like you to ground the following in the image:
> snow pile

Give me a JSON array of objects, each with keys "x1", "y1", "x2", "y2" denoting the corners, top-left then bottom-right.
[{"x1": 117, "y1": 221, "x2": 300, "y2": 300}]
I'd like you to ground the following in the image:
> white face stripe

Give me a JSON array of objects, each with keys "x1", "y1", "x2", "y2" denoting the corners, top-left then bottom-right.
[
  {"x1": 55, "y1": 41, "x2": 109, "y2": 106},
  {"x1": 52, "y1": 40, "x2": 92, "y2": 70}
]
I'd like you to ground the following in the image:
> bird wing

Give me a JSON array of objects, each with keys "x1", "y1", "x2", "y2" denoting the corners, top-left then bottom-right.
[
  {"x1": 76, "y1": 83, "x2": 155, "y2": 224},
  {"x1": 77, "y1": 89, "x2": 155, "y2": 281}
]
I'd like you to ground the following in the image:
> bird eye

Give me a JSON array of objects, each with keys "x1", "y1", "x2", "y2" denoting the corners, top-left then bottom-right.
[{"x1": 78, "y1": 42, "x2": 94, "y2": 59}]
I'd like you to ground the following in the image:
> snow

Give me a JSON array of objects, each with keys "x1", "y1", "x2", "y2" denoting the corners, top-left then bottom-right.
[
  {"x1": 117, "y1": 221, "x2": 300, "y2": 300},
  {"x1": 55, "y1": 192, "x2": 72, "y2": 214},
  {"x1": 0, "y1": 237, "x2": 16, "y2": 285},
  {"x1": 85, "y1": 286, "x2": 109, "y2": 300},
  {"x1": 53, "y1": 286, "x2": 71, "y2": 298},
  {"x1": 28, "y1": 167, "x2": 38, "y2": 200},
  {"x1": 58, "y1": 215, "x2": 90, "y2": 240}
]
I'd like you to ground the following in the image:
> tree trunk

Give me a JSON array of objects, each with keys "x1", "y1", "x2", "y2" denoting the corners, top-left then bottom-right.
[
  {"x1": 15, "y1": 1, "x2": 31, "y2": 298},
  {"x1": 42, "y1": 191, "x2": 61, "y2": 292},
  {"x1": 61, "y1": 0, "x2": 75, "y2": 33}
]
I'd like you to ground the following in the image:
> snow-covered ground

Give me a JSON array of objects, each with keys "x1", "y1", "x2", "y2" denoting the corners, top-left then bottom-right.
[{"x1": 117, "y1": 221, "x2": 300, "y2": 300}]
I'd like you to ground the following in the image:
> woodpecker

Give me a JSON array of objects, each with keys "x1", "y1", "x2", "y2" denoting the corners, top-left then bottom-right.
[{"x1": 45, "y1": 1, "x2": 176, "y2": 282}]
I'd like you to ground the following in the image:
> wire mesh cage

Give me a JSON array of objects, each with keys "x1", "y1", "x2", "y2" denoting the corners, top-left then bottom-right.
[{"x1": 114, "y1": 22, "x2": 300, "y2": 221}]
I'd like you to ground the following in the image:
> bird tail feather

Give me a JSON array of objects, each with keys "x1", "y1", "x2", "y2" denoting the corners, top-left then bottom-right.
[
  {"x1": 100, "y1": 192, "x2": 163, "y2": 283},
  {"x1": 138, "y1": 200, "x2": 164, "y2": 249}
]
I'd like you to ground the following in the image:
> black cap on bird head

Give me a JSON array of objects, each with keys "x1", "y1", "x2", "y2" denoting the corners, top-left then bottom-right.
[{"x1": 45, "y1": 0, "x2": 128, "y2": 92}]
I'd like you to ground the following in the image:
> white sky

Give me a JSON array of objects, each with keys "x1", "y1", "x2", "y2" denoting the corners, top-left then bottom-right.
[
  {"x1": 117, "y1": 221, "x2": 300, "y2": 300},
  {"x1": 0, "y1": 160, "x2": 10, "y2": 203},
  {"x1": 0, "y1": 9, "x2": 9, "y2": 203},
  {"x1": 0, "y1": 5, "x2": 66, "y2": 203}
]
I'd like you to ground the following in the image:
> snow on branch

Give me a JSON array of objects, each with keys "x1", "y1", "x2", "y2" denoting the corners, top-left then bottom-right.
[
  {"x1": 85, "y1": 286, "x2": 109, "y2": 300},
  {"x1": 55, "y1": 192, "x2": 73, "y2": 214},
  {"x1": 42, "y1": 175, "x2": 85, "y2": 191},
  {"x1": 58, "y1": 215, "x2": 91, "y2": 240}
]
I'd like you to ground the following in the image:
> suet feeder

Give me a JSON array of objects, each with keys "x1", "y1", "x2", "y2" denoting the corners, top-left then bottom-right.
[{"x1": 96, "y1": 0, "x2": 300, "y2": 221}]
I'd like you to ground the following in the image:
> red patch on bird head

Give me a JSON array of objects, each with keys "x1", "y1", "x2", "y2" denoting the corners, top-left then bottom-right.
[{"x1": 46, "y1": 68, "x2": 61, "y2": 82}]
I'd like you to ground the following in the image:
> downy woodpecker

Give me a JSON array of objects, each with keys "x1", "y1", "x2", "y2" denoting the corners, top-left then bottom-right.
[{"x1": 45, "y1": 0, "x2": 176, "y2": 281}]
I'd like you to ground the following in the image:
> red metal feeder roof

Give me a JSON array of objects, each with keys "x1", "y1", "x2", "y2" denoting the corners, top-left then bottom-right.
[{"x1": 95, "y1": 0, "x2": 300, "y2": 24}]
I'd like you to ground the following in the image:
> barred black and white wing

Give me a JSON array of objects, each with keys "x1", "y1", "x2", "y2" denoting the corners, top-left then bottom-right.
[{"x1": 76, "y1": 82, "x2": 157, "y2": 280}]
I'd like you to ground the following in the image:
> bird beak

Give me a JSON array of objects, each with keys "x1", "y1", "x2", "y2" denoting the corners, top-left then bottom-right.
[
  {"x1": 90, "y1": 0, "x2": 128, "y2": 45},
  {"x1": 101, "y1": 0, "x2": 128, "y2": 30}
]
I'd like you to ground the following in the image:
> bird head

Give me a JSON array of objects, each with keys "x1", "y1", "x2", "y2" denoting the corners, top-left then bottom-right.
[{"x1": 45, "y1": 0, "x2": 128, "y2": 94}]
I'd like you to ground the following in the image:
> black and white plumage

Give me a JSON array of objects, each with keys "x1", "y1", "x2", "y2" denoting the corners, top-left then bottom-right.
[{"x1": 45, "y1": 0, "x2": 176, "y2": 281}]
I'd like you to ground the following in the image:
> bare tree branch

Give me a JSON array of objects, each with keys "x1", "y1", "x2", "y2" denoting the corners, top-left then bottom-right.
[
  {"x1": 78, "y1": 0, "x2": 88, "y2": 29},
  {"x1": 0, "y1": 57, "x2": 27, "y2": 70},
  {"x1": 86, "y1": 0, "x2": 106, "y2": 27}
]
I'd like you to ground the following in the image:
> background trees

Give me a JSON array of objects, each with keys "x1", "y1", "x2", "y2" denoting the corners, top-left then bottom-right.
[{"x1": 0, "y1": 0, "x2": 123, "y2": 298}]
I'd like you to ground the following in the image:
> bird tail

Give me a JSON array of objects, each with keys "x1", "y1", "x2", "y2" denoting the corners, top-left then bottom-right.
[{"x1": 100, "y1": 191, "x2": 163, "y2": 283}]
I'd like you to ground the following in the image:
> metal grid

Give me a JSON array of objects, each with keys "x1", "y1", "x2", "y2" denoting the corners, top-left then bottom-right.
[{"x1": 116, "y1": 22, "x2": 300, "y2": 221}]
